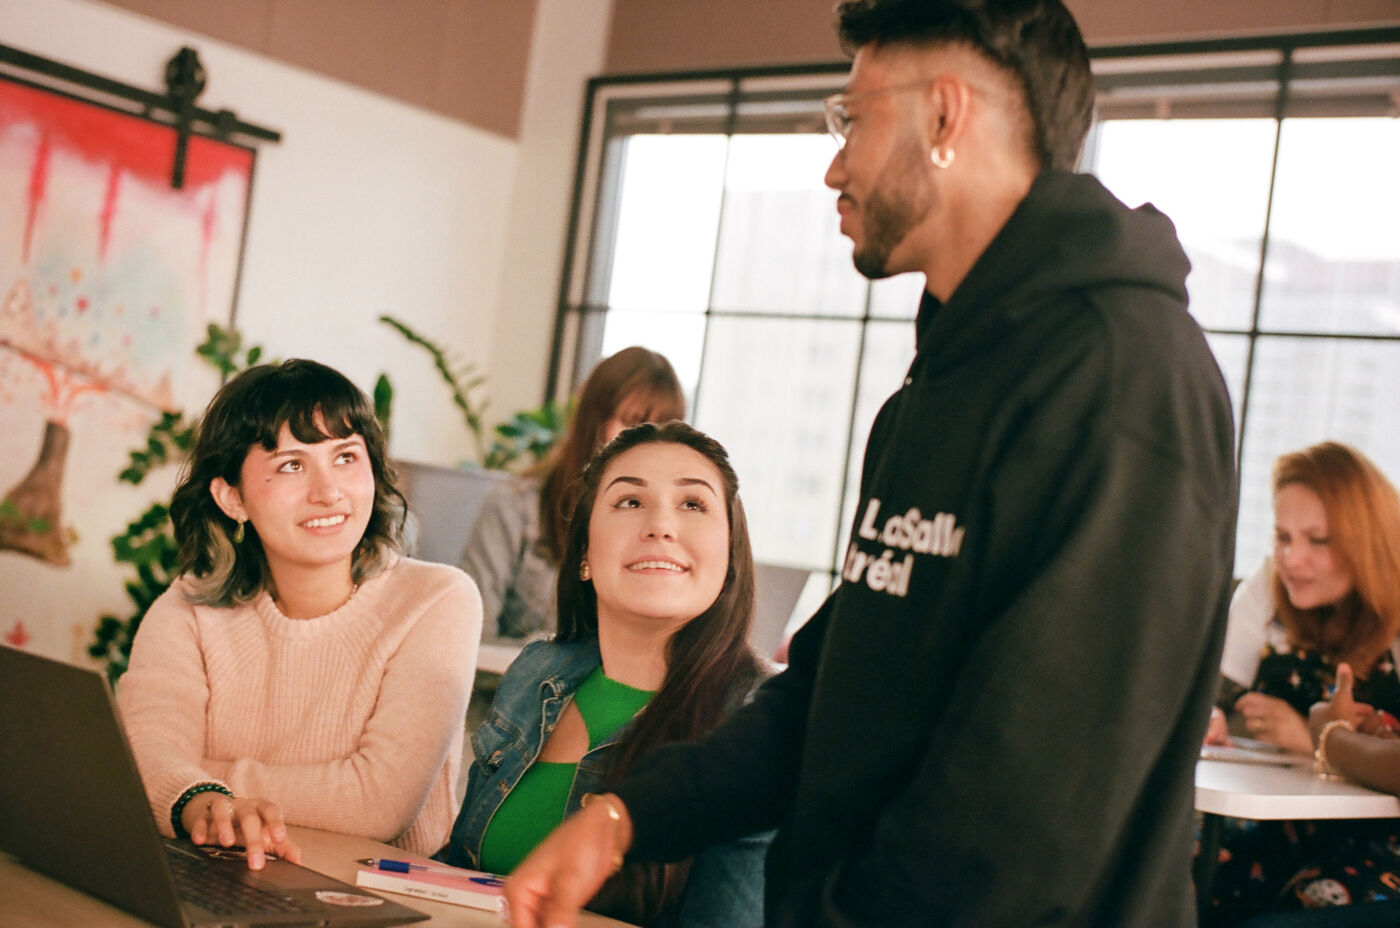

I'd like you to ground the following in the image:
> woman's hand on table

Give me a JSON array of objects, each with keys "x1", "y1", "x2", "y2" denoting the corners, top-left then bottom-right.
[
  {"x1": 1203, "y1": 706, "x2": 1230, "y2": 745},
  {"x1": 181, "y1": 794, "x2": 303, "y2": 870},
  {"x1": 1234, "y1": 691, "x2": 1313, "y2": 754}
]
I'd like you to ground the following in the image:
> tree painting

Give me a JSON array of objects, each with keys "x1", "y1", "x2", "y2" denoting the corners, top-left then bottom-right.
[{"x1": 0, "y1": 76, "x2": 253, "y2": 574}]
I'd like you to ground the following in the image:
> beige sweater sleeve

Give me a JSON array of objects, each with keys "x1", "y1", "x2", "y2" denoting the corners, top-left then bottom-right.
[
  {"x1": 116, "y1": 581, "x2": 231, "y2": 836},
  {"x1": 118, "y1": 560, "x2": 482, "y2": 856}
]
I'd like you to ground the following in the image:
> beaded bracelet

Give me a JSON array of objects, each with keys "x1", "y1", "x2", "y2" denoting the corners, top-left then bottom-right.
[
  {"x1": 171, "y1": 782, "x2": 234, "y2": 838},
  {"x1": 1314, "y1": 719, "x2": 1355, "y2": 781}
]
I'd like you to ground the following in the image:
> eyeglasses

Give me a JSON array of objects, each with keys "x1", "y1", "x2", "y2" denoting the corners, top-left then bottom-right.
[{"x1": 822, "y1": 80, "x2": 935, "y2": 148}]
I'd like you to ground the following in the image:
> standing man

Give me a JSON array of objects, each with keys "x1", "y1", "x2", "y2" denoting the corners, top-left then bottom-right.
[{"x1": 508, "y1": 1, "x2": 1237, "y2": 925}]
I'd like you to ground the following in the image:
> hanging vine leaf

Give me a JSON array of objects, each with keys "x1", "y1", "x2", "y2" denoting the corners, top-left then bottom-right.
[{"x1": 378, "y1": 314, "x2": 489, "y2": 461}]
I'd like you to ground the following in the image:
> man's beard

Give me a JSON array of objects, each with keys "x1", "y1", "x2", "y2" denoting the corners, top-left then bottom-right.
[{"x1": 851, "y1": 134, "x2": 933, "y2": 280}]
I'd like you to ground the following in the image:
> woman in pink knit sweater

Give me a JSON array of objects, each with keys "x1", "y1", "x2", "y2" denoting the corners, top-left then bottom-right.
[{"x1": 118, "y1": 359, "x2": 482, "y2": 869}]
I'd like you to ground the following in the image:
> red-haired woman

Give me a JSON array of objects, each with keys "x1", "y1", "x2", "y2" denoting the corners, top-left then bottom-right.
[{"x1": 1205, "y1": 442, "x2": 1400, "y2": 924}]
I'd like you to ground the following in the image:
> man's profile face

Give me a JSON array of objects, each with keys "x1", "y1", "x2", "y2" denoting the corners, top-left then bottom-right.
[{"x1": 824, "y1": 46, "x2": 937, "y2": 280}]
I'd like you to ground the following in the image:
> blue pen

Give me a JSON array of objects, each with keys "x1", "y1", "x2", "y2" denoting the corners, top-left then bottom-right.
[{"x1": 355, "y1": 857, "x2": 468, "y2": 876}]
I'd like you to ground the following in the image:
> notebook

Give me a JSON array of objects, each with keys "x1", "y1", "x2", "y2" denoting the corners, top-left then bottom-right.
[{"x1": 0, "y1": 644, "x2": 429, "y2": 927}]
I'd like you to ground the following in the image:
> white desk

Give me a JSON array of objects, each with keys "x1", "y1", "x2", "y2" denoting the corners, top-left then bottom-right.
[
  {"x1": 1196, "y1": 756, "x2": 1400, "y2": 821},
  {"x1": 0, "y1": 825, "x2": 633, "y2": 927},
  {"x1": 1194, "y1": 756, "x2": 1400, "y2": 923}
]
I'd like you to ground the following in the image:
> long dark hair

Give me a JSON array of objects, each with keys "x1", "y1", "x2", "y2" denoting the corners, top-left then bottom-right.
[
  {"x1": 170, "y1": 359, "x2": 407, "y2": 606},
  {"x1": 536, "y1": 347, "x2": 685, "y2": 564},
  {"x1": 1272, "y1": 441, "x2": 1400, "y2": 676},
  {"x1": 556, "y1": 421, "x2": 758, "y2": 924}
]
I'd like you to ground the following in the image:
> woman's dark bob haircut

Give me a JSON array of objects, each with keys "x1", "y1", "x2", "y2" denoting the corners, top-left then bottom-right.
[{"x1": 169, "y1": 359, "x2": 406, "y2": 606}]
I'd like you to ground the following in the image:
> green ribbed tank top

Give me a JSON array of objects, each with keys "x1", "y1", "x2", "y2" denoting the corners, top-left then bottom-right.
[{"x1": 479, "y1": 666, "x2": 653, "y2": 874}]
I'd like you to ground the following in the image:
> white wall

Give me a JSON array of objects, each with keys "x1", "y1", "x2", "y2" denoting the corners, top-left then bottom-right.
[
  {"x1": 487, "y1": 0, "x2": 615, "y2": 421},
  {"x1": 0, "y1": 0, "x2": 544, "y2": 661}
]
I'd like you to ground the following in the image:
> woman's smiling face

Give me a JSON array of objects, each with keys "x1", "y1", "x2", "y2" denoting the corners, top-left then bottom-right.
[
  {"x1": 212, "y1": 418, "x2": 375, "y2": 585},
  {"x1": 586, "y1": 441, "x2": 731, "y2": 636}
]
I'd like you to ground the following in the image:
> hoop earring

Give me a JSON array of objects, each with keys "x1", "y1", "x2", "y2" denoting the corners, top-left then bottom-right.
[
  {"x1": 232, "y1": 519, "x2": 246, "y2": 544},
  {"x1": 930, "y1": 146, "x2": 954, "y2": 169},
  {"x1": 579, "y1": 560, "x2": 591, "y2": 581}
]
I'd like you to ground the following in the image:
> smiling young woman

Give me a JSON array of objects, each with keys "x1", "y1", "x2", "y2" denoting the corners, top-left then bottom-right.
[
  {"x1": 117, "y1": 359, "x2": 482, "y2": 869},
  {"x1": 461, "y1": 346, "x2": 685, "y2": 643},
  {"x1": 439, "y1": 421, "x2": 770, "y2": 928}
]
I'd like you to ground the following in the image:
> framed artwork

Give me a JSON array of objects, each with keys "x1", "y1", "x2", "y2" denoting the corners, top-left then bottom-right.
[{"x1": 0, "y1": 71, "x2": 256, "y2": 659}]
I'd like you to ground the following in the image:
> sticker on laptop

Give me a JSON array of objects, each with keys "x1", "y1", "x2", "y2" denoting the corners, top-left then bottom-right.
[
  {"x1": 196, "y1": 846, "x2": 279, "y2": 862},
  {"x1": 314, "y1": 890, "x2": 385, "y2": 907}
]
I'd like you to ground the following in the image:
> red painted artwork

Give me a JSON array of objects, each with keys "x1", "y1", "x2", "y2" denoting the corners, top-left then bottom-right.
[
  {"x1": 3, "y1": 620, "x2": 31, "y2": 649},
  {"x1": 0, "y1": 75, "x2": 254, "y2": 567}
]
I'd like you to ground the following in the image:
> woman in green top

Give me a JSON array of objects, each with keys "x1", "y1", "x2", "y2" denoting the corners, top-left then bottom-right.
[{"x1": 441, "y1": 422, "x2": 770, "y2": 927}]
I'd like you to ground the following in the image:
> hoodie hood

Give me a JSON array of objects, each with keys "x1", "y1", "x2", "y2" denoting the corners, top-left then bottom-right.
[{"x1": 915, "y1": 170, "x2": 1192, "y2": 364}]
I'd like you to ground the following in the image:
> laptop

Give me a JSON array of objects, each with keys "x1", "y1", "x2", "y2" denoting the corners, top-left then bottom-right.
[{"x1": 0, "y1": 645, "x2": 428, "y2": 927}]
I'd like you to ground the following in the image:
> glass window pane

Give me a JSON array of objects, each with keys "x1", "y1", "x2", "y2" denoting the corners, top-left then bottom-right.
[
  {"x1": 1089, "y1": 119, "x2": 1277, "y2": 332},
  {"x1": 868, "y1": 272, "x2": 925, "y2": 320},
  {"x1": 606, "y1": 135, "x2": 728, "y2": 314},
  {"x1": 1236, "y1": 336, "x2": 1400, "y2": 576},
  {"x1": 710, "y1": 134, "x2": 868, "y2": 317},
  {"x1": 837, "y1": 321, "x2": 917, "y2": 558},
  {"x1": 692, "y1": 317, "x2": 862, "y2": 571},
  {"x1": 1204, "y1": 332, "x2": 1249, "y2": 446},
  {"x1": 598, "y1": 310, "x2": 707, "y2": 403},
  {"x1": 1259, "y1": 118, "x2": 1400, "y2": 336}
]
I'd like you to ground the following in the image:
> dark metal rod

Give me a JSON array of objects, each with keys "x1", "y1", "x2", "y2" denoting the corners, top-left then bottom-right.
[{"x1": 0, "y1": 41, "x2": 280, "y2": 142}]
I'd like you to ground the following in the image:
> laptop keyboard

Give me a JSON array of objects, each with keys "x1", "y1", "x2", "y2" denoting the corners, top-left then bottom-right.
[{"x1": 165, "y1": 846, "x2": 313, "y2": 916}]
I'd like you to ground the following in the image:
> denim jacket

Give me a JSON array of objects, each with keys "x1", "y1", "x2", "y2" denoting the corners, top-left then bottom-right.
[{"x1": 439, "y1": 638, "x2": 769, "y2": 928}]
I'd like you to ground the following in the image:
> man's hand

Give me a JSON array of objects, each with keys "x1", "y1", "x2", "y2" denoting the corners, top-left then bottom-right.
[
  {"x1": 507, "y1": 794, "x2": 632, "y2": 928},
  {"x1": 1307, "y1": 661, "x2": 1384, "y2": 741},
  {"x1": 181, "y1": 793, "x2": 302, "y2": 870}
]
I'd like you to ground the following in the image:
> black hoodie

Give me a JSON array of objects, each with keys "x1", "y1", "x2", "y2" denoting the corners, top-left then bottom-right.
[{"x1": 615, "y1": 170, "x2": 1238, "y2": 927}]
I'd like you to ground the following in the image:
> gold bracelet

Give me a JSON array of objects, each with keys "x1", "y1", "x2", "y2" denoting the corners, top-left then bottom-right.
[
  {"x1": 580, "y1": 792, "x2": 626, "y2": 873},
  {"x1": 1314, "y1": 718, "x2": 1355, "y2": 780}
]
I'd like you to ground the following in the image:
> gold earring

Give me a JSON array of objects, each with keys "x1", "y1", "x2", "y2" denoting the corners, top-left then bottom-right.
[
  {"x1": 233, "y1": 519, "x2": 245, "y2": 544},
  {"x1": 930, "y1": 146, "x2": 954, "y2": 169},
  {"x1": 579, "y1": 560, "x2": 591, "y2": 581}
]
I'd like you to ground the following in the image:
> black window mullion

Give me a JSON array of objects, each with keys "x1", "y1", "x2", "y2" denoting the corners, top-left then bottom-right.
[{"x1": 1235, "y1": 46, "x2": 1293, "y2": 479}]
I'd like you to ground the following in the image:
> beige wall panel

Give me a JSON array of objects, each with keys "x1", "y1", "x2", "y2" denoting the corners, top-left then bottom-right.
[
  {"x1": 1327, "y1": 0, "x2": 1400, "y2": 26},
  {"x1": 93, "y1": 0, "x2": 276, "y2": 52},
  {"x1": 606, "y1": 0, "x2": 844, "y2": 73},
  {"x1": 265, "y1": 0, "x2": 450, "y2": 114},
  {"x1": 94, "y1": 0, "x2": 537, "y2": 138},
  {"x1": 1069, "y1": 0, "x2": 1332, "y2": 43},
  {"x1": 604, "y1": 0, "x2": 1399, "y2": 74},
  {"x1": 435, "y1": 1, "x2": 537, "y2": 138}
]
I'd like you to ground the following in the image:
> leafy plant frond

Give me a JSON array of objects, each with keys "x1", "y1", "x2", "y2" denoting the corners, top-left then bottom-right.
[{"x1": 379, "y1": 314, "x2": 489, "y2": 460}]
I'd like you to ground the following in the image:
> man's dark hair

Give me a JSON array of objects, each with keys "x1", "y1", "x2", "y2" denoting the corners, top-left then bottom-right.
[{"x1": 835, "y1": 0, "x2": 1094, "y2": 171}]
